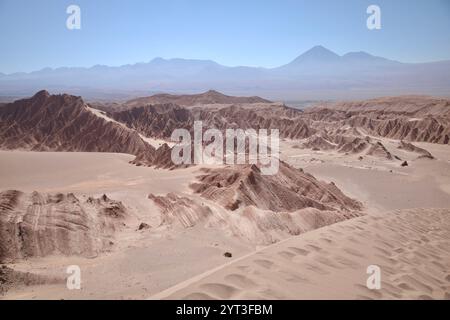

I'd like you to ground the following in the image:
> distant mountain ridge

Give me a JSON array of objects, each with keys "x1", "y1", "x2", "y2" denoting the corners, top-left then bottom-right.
[
  {"x1": 282, "y1": 45, "x2": 342, "y2": 65},
  {"x1": 277, "y1": 45, "x2": 398, "y2": 69},
  {"x1": 124, "y1": 90, "x2": 271, "y2": 108},
  {"x1": 0, "y1": 46, "x2": 449, "y2": 100}
]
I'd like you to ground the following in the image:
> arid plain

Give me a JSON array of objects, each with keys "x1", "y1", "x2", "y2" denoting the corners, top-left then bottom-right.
[{"x1": 0, "y1": 91, "x2": 449, "y2": 299}]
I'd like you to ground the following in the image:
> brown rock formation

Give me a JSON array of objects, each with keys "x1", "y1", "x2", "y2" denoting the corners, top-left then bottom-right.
[
  {"x1": 190, "y1": 162, "x2": 363, "y2": 212},
  {"x1": 148, "y1": 193, "x2": 215, "y2": 228},
  {"x1": 148, "y1": 192, "x2": 360, "y2": 245},
  {"x1": 398, "y1": 141, "x2": 434, "y2": 159},
  {"x1": 366, "y1": 141, "x2": 393, "y2": 160},
  {"x1": 305, "y1": 96, "x2": 450, "y2": 144},
  {"x1": 0, "y1": 190, "x2": 127, "y2": 263},
  {"x1": 112, "y1": 103, "x2": 193, "y2": 139},
  {"x1": 0, "y1": 91, "x2": 156, "y2": 156},
  {"x1": 124, "y1": 90, "x2": 271, "y2": 108},
  {"x1": 301, "y1": 133, "x2": 397, "y2": 159}
]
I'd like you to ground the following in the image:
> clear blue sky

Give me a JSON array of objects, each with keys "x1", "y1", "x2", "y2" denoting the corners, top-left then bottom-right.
[{"x1": 1, "y1": 0, "x2": 449, "y2": 73}]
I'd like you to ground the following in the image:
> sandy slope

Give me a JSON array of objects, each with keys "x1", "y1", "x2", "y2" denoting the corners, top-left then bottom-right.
[
  {"x1": 1, "y1": 138, "x2": 450, "y2": 299},
  {"x1": 153, "y1": 208, "x2": 450, "y2": 300},
  {"x1": 0, "y1": 151, "x2": 256, "y2": 299}
]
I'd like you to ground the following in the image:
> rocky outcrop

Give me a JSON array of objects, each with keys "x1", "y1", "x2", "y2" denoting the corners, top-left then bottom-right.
[
  {"x1": 1, "y1": 92, "x2": 448, "y2": 172},
  {"x1": 366, "y1": 141, "x2": 393, "y2": 160},
  {"x1": 124, "y1": 90, "x2": 271, "y2": 108},
  {"x1": 131, "y1": 143, "x2": 191, "y2": 169},
  {"x1": 398, "y1": 141, "x2": 434, "y2": 159},
  {"x1": 0, "y1": 91, "x2": 156, "y2": 156},
  {"x1": 190, "y1": 162, "x2": 363, "y2": 213},
  {"x1": 301, "y1": 133, "x2": 397, "y2": 160},
  {"x1": 149, "y1": 161, "x2": 362, "y2": 244},
  {"x1": 112, "y1": 102, "x2": 314, "y2": 140},
  {"x1": 112, "y1": 95, "x2": 450, "y2": 148},
  {"x1": 336, "y1": 136, "x2": 371, "y2": 154},
  {"x1": 0, "y1": 190, "x2": 127, "y2": 263},
  {"x1": 304, "y1": 96, "x2": 450, "y2": 144},
  {"x1": 196, "y1": 104, "x2": 314, "y2": 140},
  {"x1": 112, "y1": 103, "x2": 193, "y2": 139},
  {"x1": 302, "y1": 135, "x2": 337, "y2": 151},
  {"x1": 302, "y1": 133, "x2": 372, "y2": 154},
  {"x1": 308, "y1": 96, "x2": 450, "y2": 116},
  {"x1": 149, "y1": 190, "x2": 356, "y2": 244},
  {"x1": 148, "y1": 193, "x2": 215, "y2": 228}
]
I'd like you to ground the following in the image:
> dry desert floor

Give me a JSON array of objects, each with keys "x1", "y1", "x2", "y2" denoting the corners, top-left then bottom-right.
[{"x1": 1, "y1": 135, "x2": 450, "y2": 299}]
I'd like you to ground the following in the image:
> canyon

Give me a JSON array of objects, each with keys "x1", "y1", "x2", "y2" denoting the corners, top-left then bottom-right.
[{"x1": 0, "y1": 90, "x2": 449, "y2": 299}]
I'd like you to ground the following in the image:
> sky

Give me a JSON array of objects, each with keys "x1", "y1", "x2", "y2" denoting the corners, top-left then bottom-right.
[{"x1": 0, "y1": 0, "x2": 449, "y2": 73}]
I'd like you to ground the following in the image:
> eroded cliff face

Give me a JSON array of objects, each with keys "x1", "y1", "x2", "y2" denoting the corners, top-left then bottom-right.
[
  {"x1": 2, "y1": 92, "x2": 448, "y2": 173},
  {"x1": 398, "y1": 140, "x2": 434, "y2": 159},
  {"x1": 304, "y1": 96, "x2": 450, "y2": 144},
  {"x1": 111, "y1": 95, "x2": 450, "y2": 147},
  {"x1": 190, "y1": 162, "x2": 362, "y2": 213},
  {"x1": 112, "y1": 103, "x2": 194, "y2": 139},
  {"x1": 149, "y1": 189, "x2": 352, "y2": 245},
  {"x1": 0, "y1": 190, "x2": 127, "y2": 263},
  {"x1": 123, "y1": 90, "x2": 271, "y2": 109},
  {"x1": 0, "y1": 91, "x2": 448, "y2": 250},
  {"x1": 148, "y1": 161, "x2": 362, "y2": 244},
  {"x1": 0, "y1": 90, "x2": 156, "y2": 157}
]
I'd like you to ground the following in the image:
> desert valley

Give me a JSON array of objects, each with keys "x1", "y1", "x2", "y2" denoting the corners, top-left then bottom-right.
[{"x1": 0, "y1": 89, "x2": 449, "y2": 299}]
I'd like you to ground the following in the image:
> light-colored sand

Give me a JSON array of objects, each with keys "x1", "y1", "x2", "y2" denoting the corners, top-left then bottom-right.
[
  {"x1": 2, "y1": 225, "x2": 251, "y2": 300},
  {"x1": 153, "y1": 208, "x2": 450, "y2": 300},
  {"x1": 0, "y1": 150, "x2": 196, "y2": 213},
  {"x1": 1, "y1": 137, "x2": 449, "y2": 299},
  {"x1": 0, "y1": 151, "x2": 254, "y2": 299}
]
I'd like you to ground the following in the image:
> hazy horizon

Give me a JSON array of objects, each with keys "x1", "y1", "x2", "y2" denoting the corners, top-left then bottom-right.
[
  {"x1": 1, "y1": 45, "x2": 449, "y2": 76},
  {"x1": 1, "y1": 0, "x2": 450, "y2": 73}
]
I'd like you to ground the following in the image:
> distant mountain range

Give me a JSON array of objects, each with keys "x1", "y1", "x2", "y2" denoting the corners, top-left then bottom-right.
[{"x1": 1, "y1": 46, "x2": 449, "y2": 100}]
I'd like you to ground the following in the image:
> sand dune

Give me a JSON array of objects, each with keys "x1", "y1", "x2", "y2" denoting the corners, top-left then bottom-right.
[{"x1": 153, "y1": 208, "x2": 450, "y2": 300}]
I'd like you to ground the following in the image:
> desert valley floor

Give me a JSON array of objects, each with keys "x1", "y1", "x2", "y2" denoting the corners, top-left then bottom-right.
[{"x1": 0, "y1": 91, "x2": 449, "y2": 299}]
